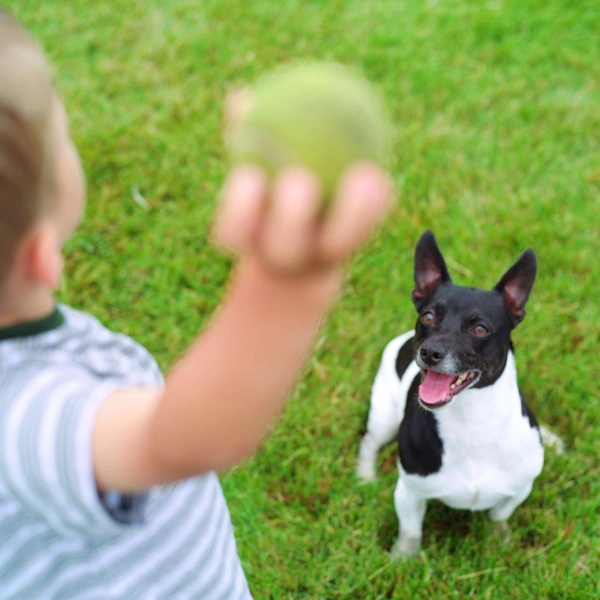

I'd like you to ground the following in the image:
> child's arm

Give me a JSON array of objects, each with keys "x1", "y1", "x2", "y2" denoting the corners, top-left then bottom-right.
[{"x1": 92, "y1": 164, "x2": 391, "y2": 492}]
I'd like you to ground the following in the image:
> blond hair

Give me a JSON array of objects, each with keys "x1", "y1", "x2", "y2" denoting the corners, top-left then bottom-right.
[{"x1": 0, "y1": 9, "x2": 56, "y2": 285}]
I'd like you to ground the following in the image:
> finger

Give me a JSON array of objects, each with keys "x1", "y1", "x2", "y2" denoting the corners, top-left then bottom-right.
[
  {"x1": 318, "y1": 162, "x2": 393, "y2": 263},
  {"x1": 215, "y1": 166, "x2": 269, "y2": 252},
  {"x1": 259, "y1": 167, "x2": 322, "y2": 272}
]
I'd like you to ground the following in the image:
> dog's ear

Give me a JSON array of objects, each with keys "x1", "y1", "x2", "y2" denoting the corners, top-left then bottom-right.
[
  {"x1": 493, "y1": 249, "x2": 537, "y2": 326},
  {"x1": 412, "y1": 230, "x2": 452, "y2": 306}
]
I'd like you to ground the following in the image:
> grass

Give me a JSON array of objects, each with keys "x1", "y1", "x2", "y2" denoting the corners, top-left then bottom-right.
[{"x1": 10, "y1": 0, "x2": 600, "y2": 597}]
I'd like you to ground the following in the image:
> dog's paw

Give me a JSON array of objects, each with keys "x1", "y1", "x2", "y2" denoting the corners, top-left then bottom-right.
[
  {"x1": 356, "y1": 459, "x2": 377, "y2": 483},
  {"x1": 539, "y1": 425, "x2": 565, "y2": 455},
  {"x1": 356, "y1": 470, "x2": 377, "y2": 483},
  {"x1": 390, "y1": 536, "x2": 421, "y2": 560}
]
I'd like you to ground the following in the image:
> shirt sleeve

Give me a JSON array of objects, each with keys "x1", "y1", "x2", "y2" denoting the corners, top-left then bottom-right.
[{"x1": 0, "y1": 364, "x2": 149, "y2": 539}]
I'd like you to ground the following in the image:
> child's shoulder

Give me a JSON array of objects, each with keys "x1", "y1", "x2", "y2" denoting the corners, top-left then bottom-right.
[{"x1": 0, "y1": 304, "x2": 164, "y2": 390}]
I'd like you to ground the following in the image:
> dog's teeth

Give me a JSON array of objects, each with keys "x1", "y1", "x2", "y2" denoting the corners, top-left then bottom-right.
[{"x1": 450, "y1": 384, "x2": 456, "y2": 390}]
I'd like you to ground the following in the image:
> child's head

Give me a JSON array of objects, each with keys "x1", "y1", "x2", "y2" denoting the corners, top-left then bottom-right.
[{"x1": 0, "y1": 9, "x2": 84, "y2": 299}]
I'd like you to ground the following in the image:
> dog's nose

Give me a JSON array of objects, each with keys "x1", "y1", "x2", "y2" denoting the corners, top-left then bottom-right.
[{"x1": 420, "y1": 343, "x2": 445, "y2": 366}]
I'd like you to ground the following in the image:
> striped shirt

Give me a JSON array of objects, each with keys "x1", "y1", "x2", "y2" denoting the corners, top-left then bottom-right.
[{"x1": 0, "y1": 305, "x2": 252, "y2": 599}]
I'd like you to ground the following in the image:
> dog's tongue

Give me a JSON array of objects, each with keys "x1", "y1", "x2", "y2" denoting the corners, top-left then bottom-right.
[{"x1": 419, "y1": 371, "x2": 455, "y2": 405}]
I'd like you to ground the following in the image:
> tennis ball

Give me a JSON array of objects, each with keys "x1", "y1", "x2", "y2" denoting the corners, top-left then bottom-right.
[{"x1": 228, "y1": 62, "x2": 390, "y2": 202}]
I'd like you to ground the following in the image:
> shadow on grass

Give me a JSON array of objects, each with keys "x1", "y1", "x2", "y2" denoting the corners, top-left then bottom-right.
[{"x1": 377, "y1": 500, "x2": 476, "y2": 553}]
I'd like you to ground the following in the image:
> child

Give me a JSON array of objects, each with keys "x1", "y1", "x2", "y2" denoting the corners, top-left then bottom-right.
[{"x1": 0, "y1": 9, "x2": 391, "y2": 599}]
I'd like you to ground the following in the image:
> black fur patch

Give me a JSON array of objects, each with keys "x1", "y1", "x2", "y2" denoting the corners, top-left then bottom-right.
[
  {"x1": 395, "y1": 336, "x2": 415, "y2": 380},
  {"x1": 520, "y1": 392, "x2": 540, "y2": 432},
  {"x1": 398, "y1": 374, "x2": 444, "y2": 476}
]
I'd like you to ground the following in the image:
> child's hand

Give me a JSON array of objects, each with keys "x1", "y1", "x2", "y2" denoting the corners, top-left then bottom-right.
[{"x1": 215, "y1": 163, "x2": 392, "y2": 275}]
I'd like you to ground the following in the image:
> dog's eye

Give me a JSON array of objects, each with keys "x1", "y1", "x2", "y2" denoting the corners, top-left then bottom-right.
[
  {"x1": 422, "y1": 311, "x2": 434, "y2": 325},
  {"x1": 473, "y1": 324, "x2": 488, "y2": 336}
]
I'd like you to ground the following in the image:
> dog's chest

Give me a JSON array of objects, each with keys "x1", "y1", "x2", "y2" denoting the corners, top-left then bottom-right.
[
  {"x1": 400, "y1": 389, "x2": 544, "y2": 511},
  {"x1": 426, "y1": 429, "x2": 538, "y2": 510}
]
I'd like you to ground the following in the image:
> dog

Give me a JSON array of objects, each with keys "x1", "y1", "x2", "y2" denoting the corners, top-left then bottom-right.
[{"x1": 357, "y1": 230, "x2": 560, "y2": 558}]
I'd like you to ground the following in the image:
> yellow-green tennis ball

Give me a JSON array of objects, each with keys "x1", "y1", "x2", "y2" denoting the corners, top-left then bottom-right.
[{"x1": 229, "y1": 62, "x2": 390, "y2": 202}]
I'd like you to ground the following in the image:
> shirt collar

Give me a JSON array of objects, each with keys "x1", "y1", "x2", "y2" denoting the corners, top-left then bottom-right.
[{"x1": 0, "y1": 307, "x2": 65, "y2": 342}]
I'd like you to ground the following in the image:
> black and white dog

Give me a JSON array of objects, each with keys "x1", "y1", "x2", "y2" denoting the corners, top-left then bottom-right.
[{"x1": 357, "y1": 230, "x2": 561, "y2": 557}]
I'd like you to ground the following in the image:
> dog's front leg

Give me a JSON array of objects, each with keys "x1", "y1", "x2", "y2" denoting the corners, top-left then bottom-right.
[
  {"x1": 391, "y1": 478, "x2": 427, "y2": 558},
  {"x1": 488, "y1": 482, "x2": 533, "y2": 524},
  {"x1": 356, "y1": 372, "x2": 401, "y2": 481}
]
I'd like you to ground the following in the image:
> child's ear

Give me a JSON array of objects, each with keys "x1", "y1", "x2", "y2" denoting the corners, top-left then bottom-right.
[{"x1": 22, "y1": 222, "x2": 64, "y2": 290}]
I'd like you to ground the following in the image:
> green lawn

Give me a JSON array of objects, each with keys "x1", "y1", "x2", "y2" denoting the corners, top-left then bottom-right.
[{"x1": 11, "y1": 0, "x2": 599, "y2": 598}]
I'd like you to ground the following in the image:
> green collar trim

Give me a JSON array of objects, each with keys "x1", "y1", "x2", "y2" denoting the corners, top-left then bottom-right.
[{"x1": 0, "y1": 308, "x2": 65, "y2": 341}]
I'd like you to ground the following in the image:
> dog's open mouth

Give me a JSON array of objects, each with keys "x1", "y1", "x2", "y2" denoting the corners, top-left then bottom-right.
[{"x1": 419, "y1": 370, "x2": 479, "y2": 408}]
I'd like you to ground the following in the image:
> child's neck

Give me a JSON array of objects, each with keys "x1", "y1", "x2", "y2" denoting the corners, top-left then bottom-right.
[{"x1": 0, "y1": 285, "x2": 56, "y2": 328}]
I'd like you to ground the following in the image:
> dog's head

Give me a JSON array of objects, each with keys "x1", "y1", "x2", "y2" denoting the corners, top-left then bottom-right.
[{"x1": 411, "y1": 230, "x2": 537, "y2": 410}]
